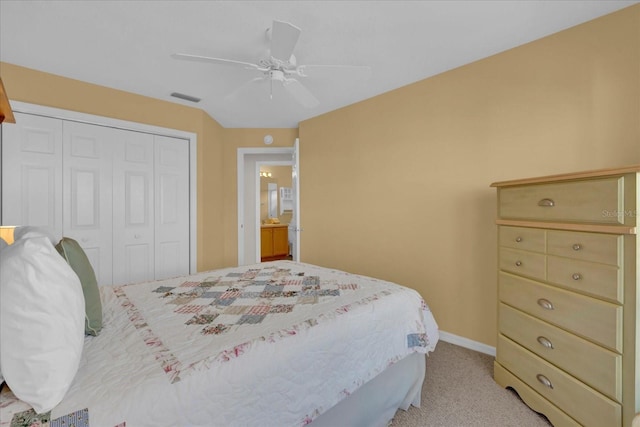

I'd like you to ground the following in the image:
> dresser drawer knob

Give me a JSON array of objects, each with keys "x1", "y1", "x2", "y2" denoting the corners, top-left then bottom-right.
[
  {"x1": 515, "y1": 260, "x2": 522, "y2": 267},
  {"x1": 572, "y1": 243, "x2": 582, "y2": 251},
  {"x1": 572, "y1": 273, "x2": 582, "y2": 280},
  {"x1": 537, "y1": 336, "x2": 554, "y2": 349},
  {"x1": 537, "y1": 198, "x2": 555, "y2": 207},
  {"x1": 536, "y1": 374, "x2": 554, "y2": 389},
  {"x1": 537, "y1": 298, "x2": 554, "y2": 310},
  {"x1": 515, "y1": 236, "x2": 523, "y2": 243}
]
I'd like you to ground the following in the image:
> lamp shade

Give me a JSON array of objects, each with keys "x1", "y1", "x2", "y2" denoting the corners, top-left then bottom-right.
[{"x1": 0, "y1": 226, "x2": 17, "y2": 244}]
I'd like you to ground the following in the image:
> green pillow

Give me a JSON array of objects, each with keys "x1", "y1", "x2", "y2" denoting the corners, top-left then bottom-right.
[{"x1": 55, "y1": 237, "x2": 103, "y2": 336}]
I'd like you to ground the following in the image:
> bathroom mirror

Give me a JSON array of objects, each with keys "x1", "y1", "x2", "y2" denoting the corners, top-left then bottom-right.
[{"x1": 267, "y1": 182, "x2": 278, "y2": 218}]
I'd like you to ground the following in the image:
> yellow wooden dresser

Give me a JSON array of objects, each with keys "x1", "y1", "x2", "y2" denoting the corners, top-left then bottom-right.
[{"x1": 491, "y1": 165, "x2": 639, "y2": 427}]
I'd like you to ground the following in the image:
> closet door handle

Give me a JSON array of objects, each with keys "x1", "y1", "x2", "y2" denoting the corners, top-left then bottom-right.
[
  {"x1": 537, "y1": 336, "x2": 554, "y2": 349},
  {"x1": 536, "y1": 374, "x2": 554, "y2": 389},
  {"x1": 537, "y1": 298, "x2": 554, "y2": 310},
  {"x1": 538, "y1": 198, "x2": 555, "y2": 207}
]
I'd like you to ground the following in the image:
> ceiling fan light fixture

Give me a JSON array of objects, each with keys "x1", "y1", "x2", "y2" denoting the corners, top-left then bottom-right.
[
  {"x1": 269, "y1": 70, "x2": 285, "y2": 81},
  {"x1": 171, "y1": 19, "x2": 370, "y2": 109}
]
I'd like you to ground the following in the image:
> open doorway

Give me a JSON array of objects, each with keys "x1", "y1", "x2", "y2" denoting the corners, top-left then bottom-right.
[
  {"x1": 256, "y1": 162, "x2": 293, "y2": 262},
  {"x1": 237, "y1": 147, "x2": 296, "y2": 265}
]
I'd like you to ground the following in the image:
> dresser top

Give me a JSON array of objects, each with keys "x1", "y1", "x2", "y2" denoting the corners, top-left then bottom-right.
[{"x1": 491, "y1": 165, "x2": 640, "y2": 188}]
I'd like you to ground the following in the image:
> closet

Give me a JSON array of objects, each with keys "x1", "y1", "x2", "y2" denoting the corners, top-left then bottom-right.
[{"x1": 1, "y1": 111, "x2": 190, "y2": 286}]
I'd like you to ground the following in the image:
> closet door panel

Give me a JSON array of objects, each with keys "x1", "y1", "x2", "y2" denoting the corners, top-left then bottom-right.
[
  {"x1": 154, "y1": 135, "x2": 189, "y2": 280},
  {"x1": 70, "y1": 168, "x2": 100, "y2": 227},
  {"x1": 1, "y1": 113, "x2": 63, "y2": 238},
  {"x1": 112, "y1": 129, "x2": 155, "y2": 285},
  {"x1": 63, "y1": 121, "x2": 113, "y2": 285}
]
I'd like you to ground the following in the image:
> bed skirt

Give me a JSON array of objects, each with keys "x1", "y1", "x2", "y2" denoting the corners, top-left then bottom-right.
[{"x1": 311, "y1": 351, "x2": 426, "y2": 427}]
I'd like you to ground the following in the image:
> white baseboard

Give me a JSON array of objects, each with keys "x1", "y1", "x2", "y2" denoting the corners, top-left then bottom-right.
[{"x1": 438, "y1": 330, "x2": 496, "y2": 357}]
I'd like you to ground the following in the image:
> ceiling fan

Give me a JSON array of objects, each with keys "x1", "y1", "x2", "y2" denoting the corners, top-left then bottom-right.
[{"x1": 171, "y1": 20, "x2": 372, "y2": 108}]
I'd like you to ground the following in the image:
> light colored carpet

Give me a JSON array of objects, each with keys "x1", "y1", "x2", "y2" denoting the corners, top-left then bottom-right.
[{"x1": 390, "y1": 341, "x2": 553, "y2": 427}]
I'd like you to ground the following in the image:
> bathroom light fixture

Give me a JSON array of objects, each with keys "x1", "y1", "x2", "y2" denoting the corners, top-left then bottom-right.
[{"x1": 260, "y1": 171, "x2": 272, "y2": 178}]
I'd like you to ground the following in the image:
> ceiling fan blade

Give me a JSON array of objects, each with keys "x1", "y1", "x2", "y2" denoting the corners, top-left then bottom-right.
[
  {"x1": 172, "y1": 53, "x2": 261, "y2": 70},
  {"x1": 270, "y1": 20, "x2": 301, "y2": 62},
  {"x1": 282, "y1": 78, "x2": 319, "y2": 109},
  {"x1": 224, "y1": 76, "x2": 266, "y2": 101},
  {"x1": 297, "y1": 65, "x2": 372, "y2": 81}
]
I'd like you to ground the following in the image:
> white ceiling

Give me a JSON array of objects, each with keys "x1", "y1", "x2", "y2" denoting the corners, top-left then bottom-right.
[{"x1": 1, "y1": 1, "x2": 637, "y2": 128}]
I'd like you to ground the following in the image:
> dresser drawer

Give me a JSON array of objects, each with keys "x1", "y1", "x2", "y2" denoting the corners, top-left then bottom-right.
[
  {"x1": 498, "y1": 177, "x2": 624, "y2": 224},
  {"x1": 499, "y1": 303, "x2": 622, "y2": 401},
  {"x1": 499, "y1": 248, "x2": 545, "y2": 281},
  {"x1": 494, "y1": 363, "x2": 582, "y2": 427},
  {"x1": 547, "y1": 256, "x2": 622, "y2": 303},
  {"x1": 498, "y1": 335, "x2": 621, "y2": 427},
  {"x1": 499, "y1": 272, "x2": 622, "y2": 352},
  {"x1": 499, "y1": 226, "x2": 546, "y2": 252},
  {"x1": 547, "y1": 230, "x2": 622, "y2": 266}
]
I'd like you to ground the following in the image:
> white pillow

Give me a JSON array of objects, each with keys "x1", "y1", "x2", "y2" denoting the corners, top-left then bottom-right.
[
  {"x1": 13, "y1": 226, "x2": 60, "y2": 245},
  {"x1": 0, "y1": 235, "x2": 85, "y2": 413}
]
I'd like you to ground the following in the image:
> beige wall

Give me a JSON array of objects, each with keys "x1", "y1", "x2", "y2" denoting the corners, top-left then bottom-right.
[
  {"x1": 200, "y1": 112, "x2": 226, "y2": 270},
  {"x1": 298, "y1": 5, "x2": 640, "y2": 346}
]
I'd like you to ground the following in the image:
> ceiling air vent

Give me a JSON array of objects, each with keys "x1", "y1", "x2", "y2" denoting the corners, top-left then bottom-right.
[{"x1": 170, "y1": 92, "x2": 201, "y2": 103}]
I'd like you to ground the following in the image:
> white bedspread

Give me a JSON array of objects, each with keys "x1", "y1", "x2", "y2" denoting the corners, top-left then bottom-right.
[{"x1": 1, "y1": 261, "x2": 438, "y2": 427}]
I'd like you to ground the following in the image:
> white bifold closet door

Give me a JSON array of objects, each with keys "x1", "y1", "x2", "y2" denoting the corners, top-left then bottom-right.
[
  {"x1": 154, "y1": 135, "x2": 190, "y2": 280},
  {"x1": 111, "y1": 127, "x2": 155, "y2": 285},
  {"x1": 1, "y1": 112, "x2": 189, "y2": 286},
  {"x1": 1, "y1": 114, "x2": 63, "y2": 237},
  {"x1": 63, "y1": 121, "x2": 114, "y2": 285},
  {"x1": 112, "y1": 130, "x2": 190, "y2": 284}
]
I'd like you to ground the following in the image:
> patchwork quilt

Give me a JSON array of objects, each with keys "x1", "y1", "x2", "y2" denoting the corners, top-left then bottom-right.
[{"x1": 1, "y1": 261, "x2": 438, "y2": 427}]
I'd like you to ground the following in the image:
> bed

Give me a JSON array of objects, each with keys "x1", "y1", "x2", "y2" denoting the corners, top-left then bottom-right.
[{"x1": 0, "y1": 235, "x2": 438, "y2": 427}]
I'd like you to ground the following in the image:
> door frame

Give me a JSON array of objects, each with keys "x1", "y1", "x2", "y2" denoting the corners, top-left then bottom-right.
[
  {"x1": 3, "y1": 100, "x2": 198, "y2": 274},
  {"x1": 237, "y1": 147, "x2": 295, "y2": 265}
]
